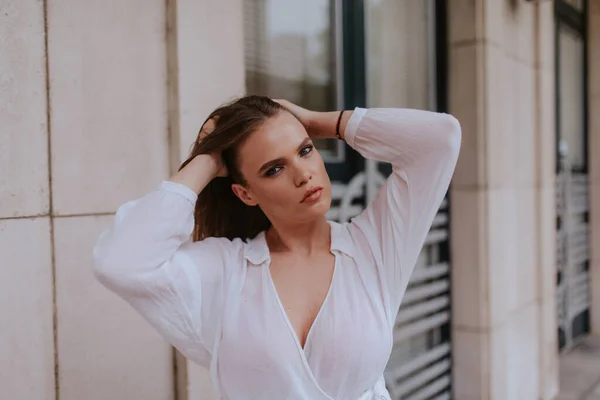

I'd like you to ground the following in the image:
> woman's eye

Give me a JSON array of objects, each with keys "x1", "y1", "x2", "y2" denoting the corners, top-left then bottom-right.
[
  {"x1": 265, "y1": 166, "x2": 282, "y2": 177},
  {"x1": 300, "y1": 145, "x2": 314, "y2": 156}
]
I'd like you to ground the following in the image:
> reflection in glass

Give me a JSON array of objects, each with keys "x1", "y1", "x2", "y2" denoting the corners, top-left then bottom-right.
[
  {"x1": 365, "y1": 1, "x2": 450, "y2": 397},
  {"x1": 563, "y1": 0, "x2": 583, "y2": 10},
  {"x1": 558, "y1": 23, "x2": 585, "y2": 170},
  {"x1": 243, "y1": 0, "x2": 343, "y2": 161},
  {"x1": 365, "y1": 0, "x2": 434, "y2": 110}
]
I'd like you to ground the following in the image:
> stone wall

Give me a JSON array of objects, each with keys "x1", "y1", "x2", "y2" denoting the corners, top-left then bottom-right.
[{"x1": 0, "y1": 1, "x2": 244, "y2": 399}]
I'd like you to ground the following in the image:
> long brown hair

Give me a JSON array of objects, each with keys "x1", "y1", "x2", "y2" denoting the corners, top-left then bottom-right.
[{"x1": 178, "y1": 95, "x2": 288, "y2": 242}]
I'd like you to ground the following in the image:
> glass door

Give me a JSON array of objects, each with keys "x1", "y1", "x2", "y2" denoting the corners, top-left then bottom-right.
[
  {"x1": 243, "y1": 0, "x2": 368, "y2": 221},
  {"x1": 363, "y1": 1, "x2": 452, "y2": 399},
  {"x1": 555, "y1": 0, "x2": 590, "y2": 352}
]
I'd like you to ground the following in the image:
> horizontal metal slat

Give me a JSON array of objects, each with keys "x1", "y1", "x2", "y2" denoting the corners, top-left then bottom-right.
[
  {"x1": 387, "y1": 343, "x2": 450, "y2": 382},
  {"x1": 330, "y1": 181, "x2": 365, "y2": 200},
  {"x1": 397, "y1": 296, "x2": 449, "y2": 324},
  {"x1": 570, "y1": 299, "x2": 590, "y2": 317},
  {"x1": 571, "y1": 248, "x2": 590, "y2": 265},
  {"x1": 394, "y1": 359, "x2": 451, "y2": 397},
  {"x1": 325, "y1": 205, "x2": 363, "y2": 221},
  {"x1": 433, "y1": 391, "x2": 451, "y2": 400},
  {"x1": 571, "y1": 173, "x2": 588, "y2": 186},
  {"x1": 571, "y1": 272, "x2": 589, "y2": 287},
  {"x1": 570, "y1": 199, "x2": 588, "y2": 214},
  {"x1": 425, "y1": 229, "x2": 448, "y2": 246},
  {"x1": 570, "y1": 288, "x2": 589, "y2": 306},
  {"x1": 403, "y1": 281, "x2": 449, "y2": 304},
  {"x1": 393, "y1": 312, "x2": 449, "y2": 342},
  {"x1": 410, "y1": 263, "x2": 449, "y2": 284},
  {"x1": 404, "y1": 375, "x2": 451, "y2": 400},
  {"x1": 431, "y1": 212, "x2": 448, "y2": 228}
]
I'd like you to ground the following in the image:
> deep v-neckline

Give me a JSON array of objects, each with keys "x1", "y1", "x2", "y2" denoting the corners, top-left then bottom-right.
[
  {"x1": 264, "y1": 252, "x2": 338, "y2": 400},
  {"x1": 265, "y1": 252, "x2": 338, "y2": 352}
]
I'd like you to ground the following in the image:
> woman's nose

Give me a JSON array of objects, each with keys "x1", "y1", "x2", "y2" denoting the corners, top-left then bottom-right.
[{"x1": 294, "y1": 167, "x2": 312, "y2": 187}]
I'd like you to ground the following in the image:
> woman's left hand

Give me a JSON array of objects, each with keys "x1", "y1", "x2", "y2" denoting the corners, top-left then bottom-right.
[
  {"x1": 273, "y1": 99, "x2": 323, "y2": 138},
  {"x1": 274, "y1": 98, "x2": 349, "y2": 140}
]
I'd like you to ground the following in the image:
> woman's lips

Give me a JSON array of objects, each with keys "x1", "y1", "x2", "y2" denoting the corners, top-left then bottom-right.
[{"x1": 301, "y1": 187, "x2": 323, "y2": 203}]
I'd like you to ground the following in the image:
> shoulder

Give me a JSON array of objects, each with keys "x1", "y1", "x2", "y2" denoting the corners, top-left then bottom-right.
[
  {"x1": 178, "y1": 233, "x2": 266, "y2": 272},
  {"x1": 329, "y1": 220, "x2": 373, "y2": 262},
  {"x1": 177, "y1": 236, "x2": 247, "y2": 275}
]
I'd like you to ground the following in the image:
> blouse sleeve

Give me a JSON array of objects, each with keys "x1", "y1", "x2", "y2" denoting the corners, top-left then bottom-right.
[
  {"x1": 92, "y1": 180, "x2": 232, "y2": 367},
  {"x1": 345, "y1": 108, "x2": 461, "y2": 319}
]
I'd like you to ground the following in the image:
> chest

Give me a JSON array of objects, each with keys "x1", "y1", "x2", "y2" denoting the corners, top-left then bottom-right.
[
  {"x1": 217, "y1": 259, "x2": 392, "y2": 399},
  {"x1": 268, "y1": 252, "x2": 335, "y2": 348}
]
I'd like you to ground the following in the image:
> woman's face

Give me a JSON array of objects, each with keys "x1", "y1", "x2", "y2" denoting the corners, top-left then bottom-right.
[{"x1": 232, "y1": 111, "x2": 332, "y2": 225}]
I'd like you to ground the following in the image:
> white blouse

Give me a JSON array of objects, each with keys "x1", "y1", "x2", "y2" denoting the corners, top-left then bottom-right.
[{"x1": 93, "y1": 107, "x2": 461, "y2": 400}]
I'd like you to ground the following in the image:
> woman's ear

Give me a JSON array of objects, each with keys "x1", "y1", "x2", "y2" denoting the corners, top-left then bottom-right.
[{"x1": 231, "y1": 184, "x2": 258, "y2": 206}]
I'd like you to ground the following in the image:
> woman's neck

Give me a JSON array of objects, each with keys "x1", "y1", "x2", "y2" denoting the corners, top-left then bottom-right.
[{"x1": 265, "y1": 217, "x2": 330, "y2": 256}]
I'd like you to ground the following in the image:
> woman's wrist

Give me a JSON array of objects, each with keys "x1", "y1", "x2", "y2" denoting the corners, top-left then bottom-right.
[
  {"x1": 170, "y1": 154, "x2": 220, "y2": 195},
  {"x1": 308, "y1": 110, "x2": 352, "y2": 141},
  {"x1": 274, "y1": 99, "x2": 352, "y2": 140}
]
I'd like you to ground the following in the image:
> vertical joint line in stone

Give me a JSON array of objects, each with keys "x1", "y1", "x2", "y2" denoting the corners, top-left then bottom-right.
[
  {"x1": 42, "y1": 0, "x2": 59, "y2": 398},
  {"x1": 166, "y1": 0, "x2": 182, "y2": 177},
  {"x1": 165, "y1": 3, "x2": 185, "y2": 399}
]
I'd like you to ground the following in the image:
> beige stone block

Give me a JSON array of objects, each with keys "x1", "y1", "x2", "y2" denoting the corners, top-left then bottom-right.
[
  {"x1": 47, "y1": 1, "x2": 169, "y2": 215},
  {"x1": 487, "y1": 53, "x2": 536, "y2": 188},
  {"x1": 0, "y1": 1, "x2": 50, "y2": 218},
  {"x1": 511, "y1": 2, "x2": 536, "y2": 66},
  {"x1": 487, "y1": 187, "x2": 519, "y2": 323},
  {"x1": 514, "y1": 65, "x2": 537, "y2": 187},
  {"x1": 482, "y1": 0, "x2": 503, "y2": 47},
  {"x1": 448, "y1": 0, "x2": 482, "y2": 45},
  {"x1": 450, "y1": 189, "x2": 489, "y2": 329},
  {"x1": 173, "y1": 0, "x2": 245, "y2": 164},
  {"x1": 490, "y1": 304, "x2": 540, "y2": 400},
  {"x1": 54, "y1": 215, "x2": 174, "y2": 400},
  {"x1": 485, "y1": 46, "x2": 514, "y2": 188},
  {"x1": 186, "y1": 361, "x2": 220, "y2": 400},
  {"x1": 449, "y1": 43, "x2": 486, "y2": 189},
  {"x1": 539, "y1": 295, "x2": 559, "y2": 400},
  {"x1": 0, "y1": 218, "x2": 55, "y2": 400},
  {"x1": 452, "y1": 328, "x2": 490, "y2": 399},
  {"x1": 514, "y1": 188, "x2": 537, "y2": 305},
  {"x1": 537, "y1": 69, "x2": 556, "y2": 188},
  {"x1": 485, "y1": 0, "x2": 535, "y2": 66},
  {"x1": 536, "y1": 0, "x2": 555, "y2": 70},
  {"x1": 452, "y1": 187, "x2": 538, "y2": 328}
]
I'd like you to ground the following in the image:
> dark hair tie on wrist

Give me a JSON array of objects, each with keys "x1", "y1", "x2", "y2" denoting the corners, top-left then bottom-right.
[{"x1": 335, "y1": 110, "x2": 345, "y2": 140}]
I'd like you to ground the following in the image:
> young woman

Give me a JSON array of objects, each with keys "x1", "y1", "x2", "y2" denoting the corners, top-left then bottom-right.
[{"x1": 93, "y1": 96, "x2": 461, "y2": 400}]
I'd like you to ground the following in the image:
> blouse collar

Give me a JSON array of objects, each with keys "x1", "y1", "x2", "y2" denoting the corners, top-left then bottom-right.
[{"x1": 243, "y1": 221, "x2": 356, "y2": 266}]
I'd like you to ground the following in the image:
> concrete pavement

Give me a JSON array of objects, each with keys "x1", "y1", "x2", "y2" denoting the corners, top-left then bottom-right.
[{"x1": 557, "y1": 336, "x2": 600, "y2": 400}]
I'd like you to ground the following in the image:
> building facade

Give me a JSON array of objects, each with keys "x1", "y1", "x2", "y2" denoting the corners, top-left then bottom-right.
[{"x1": 1, "y1": 0, "x2": 599, "y2": 399}]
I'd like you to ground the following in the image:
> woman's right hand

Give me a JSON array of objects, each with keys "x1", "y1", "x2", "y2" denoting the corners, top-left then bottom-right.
[
  {"x1": 170, "y1": 118, "x2": 227, "y2": 194},
  {"x1": 198, "y1": 118, "x2": 228, "y2": 178}
]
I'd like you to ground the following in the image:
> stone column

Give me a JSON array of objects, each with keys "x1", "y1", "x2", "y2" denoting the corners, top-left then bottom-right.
[
  {"x1": 589, "y1": 0, "x2": 600, "y2": 335},
  {"x1": 0, "y1": 3, "x2": 55, "y2": 399},
  {"x1": 448, "y1": 0, "x2": 558, "y2": 399},
  {"x1": 534, "y1": 2, "x2": 559, "y2": 398},
  {"x1": 166, "y1": 1, "x2": 246, "y2": 399}
]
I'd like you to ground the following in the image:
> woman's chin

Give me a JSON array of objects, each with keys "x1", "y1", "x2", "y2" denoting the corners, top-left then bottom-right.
[{"x1": 309, "y1": 198, "x2": 332, "y2": 219}]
